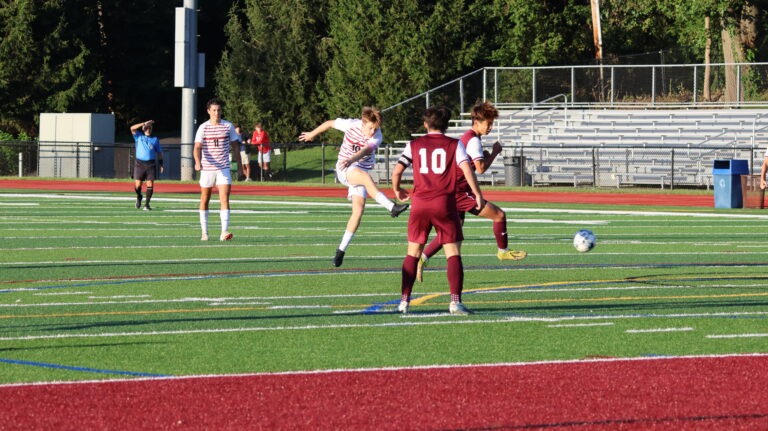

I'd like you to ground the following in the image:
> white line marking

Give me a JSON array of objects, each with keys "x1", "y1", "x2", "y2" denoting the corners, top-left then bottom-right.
[
  {"x1": 548, "y1": 323, "x2": 615, "y2": 328},
  {"x1": 32, "y1": 292, "x2": 91, "y2": 296},
  {"x1": 2, "y1": 312, "x2": 767, "y2": 341},
  {"x1": 1, "y1": 353, "x2": 767, "y2": 389},
  {"x1": 706, "y1": 333, "x2": 768, "y2": 339},
  {"x1": 88, "y1": 295, "x2": 151, "y2": 299},
  {"x1": 626, "y1": 327, "x2": 694, "y2": 333}
]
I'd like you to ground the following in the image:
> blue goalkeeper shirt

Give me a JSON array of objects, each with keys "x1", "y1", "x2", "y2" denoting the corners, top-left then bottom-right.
[{"x1": 133, "y1": 132, "x2": 162, "y2": 162}]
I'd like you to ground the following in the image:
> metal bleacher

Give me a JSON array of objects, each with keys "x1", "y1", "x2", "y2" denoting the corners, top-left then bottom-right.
[{"x1": 376, "y1": 108, "x2": 768, "y2": 188}]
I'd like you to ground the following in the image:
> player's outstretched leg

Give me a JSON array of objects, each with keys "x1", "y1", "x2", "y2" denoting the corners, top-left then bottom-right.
[
  {"x1": 399, "y1": 254, "x2": 419, "y2": 313},
  {"x1": 480, "y1": 202, "x2": 527, "y2": 261}
]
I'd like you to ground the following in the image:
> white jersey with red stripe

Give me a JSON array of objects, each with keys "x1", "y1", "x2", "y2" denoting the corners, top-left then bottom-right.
[
  {"x1": 194, "y1": 120, "x2": 236, "y2": 171},
  {"x1": 333, "y1": 118, "x2": 382, "y2": 171}
]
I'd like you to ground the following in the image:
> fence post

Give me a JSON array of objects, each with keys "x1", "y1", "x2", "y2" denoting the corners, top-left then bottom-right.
[
  {"x1": 693, "y1": 65, "x2": 698, "y2": 105},
  {"x1": 18, "y1": 152, "x2": 23, "y2": 177},
  {"x1": 482, "y1": 68, "x2": 487, "y2": 102},
  {"x1": 737, "y1": 64, "x2": 742, "y2": 104},
  {"x1": 494, "y1": 68, "x2": 498, "y2": 104},
  {"x1": 571, "y1": 67, "x2": 576, "y2": 106},
  {"x1": 321, "y1": 142, "x2": 325, "y2": 184},
  {"x1": 610, "y1": 66, "x2": 615, "y2": 106},
  {"x1": 532, "y1": 68, "x2": 537, "y2": 104},
  {"x1": 283, "y1": 144, "x2": 287, "y2": 182},
  {"x1": 670, "y1": 148, "x2": 675, "y2": 189},
  {"x1": 651, "y1": 66, "x2": 656, "y2": 106},
  {"x1": 592, "y1": 147, "x2": 597, "y2": 187},
  {"x1": 459, "y1": 78, "x2": 464, "y2": 113}
]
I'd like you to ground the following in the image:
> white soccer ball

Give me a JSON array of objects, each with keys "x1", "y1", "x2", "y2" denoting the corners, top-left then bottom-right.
[{"x1": 573, "y1": 229, "x2": 596, "y2": 252}]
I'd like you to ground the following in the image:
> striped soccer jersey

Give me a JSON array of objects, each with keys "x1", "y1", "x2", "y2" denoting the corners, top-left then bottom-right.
[
  {"x1": 194, "y1": 120, "x2": 236, "y2": 171},
  {"x1": 333, "y1": 118, "x2": 382, "y2": 171}
]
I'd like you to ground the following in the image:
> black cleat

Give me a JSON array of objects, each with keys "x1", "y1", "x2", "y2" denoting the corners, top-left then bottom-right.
[
  {"x1": 135, "y1": 195, "x2": 143, "y2": 209},
  {"x1": 333, "y1": 249, "x2": 345, "y2": 267},
  {"x1": 390, "y1": 203, "x2": 409, "y2": 218},
  {"x1": 143, "y1": 205, "x2": 152, "y2": 211}
]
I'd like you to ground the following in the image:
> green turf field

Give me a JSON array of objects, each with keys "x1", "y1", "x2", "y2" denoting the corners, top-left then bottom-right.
[{"x1": 1, "y1": 189, "x2": 767, "y2": 384}]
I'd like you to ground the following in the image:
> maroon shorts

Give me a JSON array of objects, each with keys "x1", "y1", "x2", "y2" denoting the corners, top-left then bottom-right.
[
  {"x1": 407, "y1": 195, "x2": 463, "y2": 244},
  {"x1": 455, "y1": 190, "x2": 481, "y2": 215}
]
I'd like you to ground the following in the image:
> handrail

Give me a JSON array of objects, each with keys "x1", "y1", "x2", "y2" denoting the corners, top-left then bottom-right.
[
  {"x1": 381, "y1": 68, "x2": 484, "y2": 113},
  {"x1": 692, "y1": 122, "x2": 768, "y2": 161},
  {"x1": 504, "y1": 94, "x2": 568, "y2": 143}
]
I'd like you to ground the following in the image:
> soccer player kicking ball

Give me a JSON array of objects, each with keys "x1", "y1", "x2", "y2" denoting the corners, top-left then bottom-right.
[
  {"x1": 194, "y1": 98, "x2": 238, "y2": 242},
  {"x1": 299, "y1": 107, "x2": 409, "y2": 267},
  {"x1": 392, "y1": 106, "x2": 485, "y2": 315},
  {"x1": 416, "y1": 101, "x2": 526, "y2": 282}
]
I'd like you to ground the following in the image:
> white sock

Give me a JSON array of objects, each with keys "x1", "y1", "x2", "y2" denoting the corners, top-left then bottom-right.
[
  {"x1": 339, "y1": 230, "x2": 355, "y2": 251},
  {"x1": 220, "y1": 210, "x2": 230, "y2": 233},
  {"x1": 199, "y1": 210, "x2": 209, "y2": 234},
  {"x1": 374, "y1": 192, "x2": 394, "y2": 211},
  {"x1": 499, "y1": 248, "x2": 509, "y2": 253}
]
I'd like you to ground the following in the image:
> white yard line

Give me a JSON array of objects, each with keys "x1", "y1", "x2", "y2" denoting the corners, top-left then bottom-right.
[
  {"x1": 1, "y1": 352, "x2": 766, "y2": 388},
  {"x1": 626, "y1": 327, "x2": 694, "y2": 333}
]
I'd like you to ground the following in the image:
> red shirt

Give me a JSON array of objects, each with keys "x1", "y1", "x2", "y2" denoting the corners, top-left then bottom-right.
[{"x1": 252, "y1": 129, "x2": 270, "y2": 153}]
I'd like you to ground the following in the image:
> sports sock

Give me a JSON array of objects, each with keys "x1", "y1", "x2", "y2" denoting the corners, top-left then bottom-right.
[
  {"x1": 220, "y1": 210, "x2": 230, "y2": 233},
  {"x1": 199, "y1": 210, "x2": 209, "y2": 234},
  {"x1": 338, "y1": 230, "x2": 355, "y2": 252},
  {"x1": 374, "y1": 192, "x2": 395, "y2": 212},
  {"x1": 447, "y1": 255, "x2": 464, "y2": 302},
  {"x1": 134, "y1": 186, "x2": 142, "y2": 198},
  {"x1": 401, "y1": 255, "x2": 419, "y2": 301},
  {"x1": 493, "y1": 218, "x2": 508, "y2": 249},
  {"x1": 145, "y1": 187, "x2": 154, "y2": 205},
  {"x1": 423, "y1": 236, "x2": 442, "y2": 260}
]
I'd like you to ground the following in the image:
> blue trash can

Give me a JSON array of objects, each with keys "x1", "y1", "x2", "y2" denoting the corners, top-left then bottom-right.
[{"x1": 713, "y1": 159, "x2": 749, "y2": 208}]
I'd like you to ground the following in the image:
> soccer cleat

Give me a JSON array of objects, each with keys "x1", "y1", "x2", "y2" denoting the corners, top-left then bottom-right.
[
  {"x1": 397, "y1": 300, "x2": 410, "y2": 314},
  {"x1": 497, "y1": 249, "x2": 527, "y2": 261},
  {"x1": 135, "y1": 195, "x2": 142, "y2": 209},
  {"x1": 416, "y1": 255, "x2": 427, "y2": 283},
  {"x1": 220, "y1": 232, "x2": 233, "y2": 241},
  {"x1": 449, "y1": 301, "x2": 473, "y2": 315},
  {"x1": 333, "y1": 249, "x2": 345, "y2": 267},
  {"x1": 201, "y1": 233, "x2": 209, "y2": 241},
  {"x1": 143, "y1": 205, "x2": 152, "y2": 211},
  {"x1": 390, "y1": 203, "x2": 409, "y2": 218}
]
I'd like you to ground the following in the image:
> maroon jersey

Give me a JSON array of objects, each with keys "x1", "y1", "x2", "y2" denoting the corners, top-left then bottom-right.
[
  {"x1": 402, "y1": 133, "x2": 469, "y2": 200},
  {"x1": 455, "y1": 129, "x2": 480, "y2": 194}
]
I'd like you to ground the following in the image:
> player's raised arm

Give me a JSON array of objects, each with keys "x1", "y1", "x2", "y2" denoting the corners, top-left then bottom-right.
[{"x1": 298, "y1": 120, "x2": 336, "y2": 142}]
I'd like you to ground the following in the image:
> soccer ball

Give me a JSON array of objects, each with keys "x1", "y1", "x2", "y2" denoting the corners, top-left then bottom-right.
[{"x1": 573, "y1": 229, "x2": 596, "y2": 252}]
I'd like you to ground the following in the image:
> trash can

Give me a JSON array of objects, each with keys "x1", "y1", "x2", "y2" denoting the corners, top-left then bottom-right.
[
  {"x1": 712, "y1": 159, "x2": 749, "y2": 208},
  {"x1": 504, "y1": 154, "x2": 526, "y2": 187}
]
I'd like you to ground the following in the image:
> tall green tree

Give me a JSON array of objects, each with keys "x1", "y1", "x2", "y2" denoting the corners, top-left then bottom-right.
[
  {"x1": 216, "y1": 0, "x2": 327, "y2": 143},
  {"x1": 0, "y1": 0, "x2": 103, "y2": 136}
]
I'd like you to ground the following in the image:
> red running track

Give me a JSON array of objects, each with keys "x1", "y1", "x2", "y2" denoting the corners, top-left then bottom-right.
[
  {"x1": 0, "y1": 179, "x2": 714, "y2": 207},
  {"x1": 1, "y1": 356, "x2": 767, "y2": 430}
]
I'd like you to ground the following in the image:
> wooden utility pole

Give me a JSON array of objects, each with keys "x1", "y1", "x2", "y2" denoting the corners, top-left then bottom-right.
[{"x1": 591, "y1": 0, "x2": 603, "y2": 61}]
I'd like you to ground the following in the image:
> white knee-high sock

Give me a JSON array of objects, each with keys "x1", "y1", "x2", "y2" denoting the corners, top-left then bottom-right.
[
  {"x1": 339, "y1": 230, "x2": 355, "y2": 251},
  {"x1": 220, "y1": 210, "x2": 230, "y2": 233},
  {"x1": 199, "y1": 210, "x2": 209, "y2": 234},
  {"x1": 374, "y1": 192, "x2": 394, "y2": 211}
]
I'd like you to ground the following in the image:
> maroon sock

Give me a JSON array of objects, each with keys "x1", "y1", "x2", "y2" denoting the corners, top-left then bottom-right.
[
  {"x1": 401, "y1": 255, "x2": 419, "y2": 301},
  {"x1": 493, "y1": 218, "x2": 508, "y2": 249},
  {"x1": 423, "y1": 236, "x2": 442, "y2": 259},
  {"x1": 446, "y1": 255, "x2": 464, "y2": 301}
]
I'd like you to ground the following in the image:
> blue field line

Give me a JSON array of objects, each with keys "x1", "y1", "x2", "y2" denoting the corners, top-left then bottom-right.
[{"x1": 0, "y1": 358, "x2": 171, "y2": 377}]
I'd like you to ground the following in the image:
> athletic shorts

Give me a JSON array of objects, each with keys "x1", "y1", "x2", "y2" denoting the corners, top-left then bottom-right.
[
  {"x1": 199, "y1": 169, "x2": 232, "y2": 188},
  {"x1": 133, "y1": 160, "x2": 157, "y2": 181},
  {"x1": 336, "y1": 164, "x2": 367, "y2": 200},
  {"x1": 407, "y1": 195, "x2": 463, "y2": 244},
  {"x1": 240, "y1": 151, "x2": 249, "y2": 165},
  {"x1": 455, "y1": 191, "x2": 482, "y2": 215},
  {"x1": 258, "y1": 151, "x2": 271, "y2": 163}
]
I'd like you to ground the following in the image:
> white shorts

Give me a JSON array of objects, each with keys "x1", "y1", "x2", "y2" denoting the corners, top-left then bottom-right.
[
  {"x1": 240, "y1": 151, "x2": 249, "y2": 165},
  {"x1": 258, "y1": 151, "x2": 271, "y2": 163},
  {"x1": 199, "y1": 169, "x2": 232, "y2": 188},
  {"x1": 336, "y1": 165, "x2": 368, "y2": 200}
]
